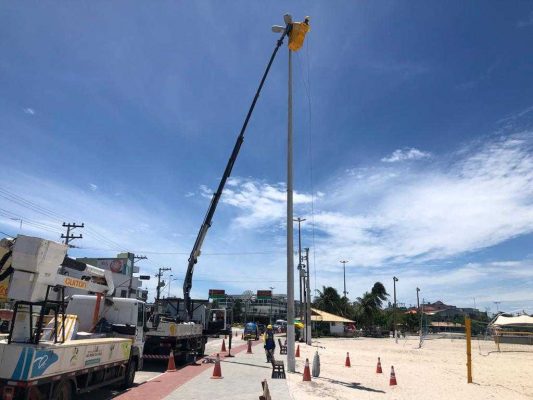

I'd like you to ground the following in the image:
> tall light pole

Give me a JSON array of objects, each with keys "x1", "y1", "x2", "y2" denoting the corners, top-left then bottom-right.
[
  {"x1": 273, "y1": 12, "x2": 296, "y2": 372},
  {"x1": 269, "y1": 286, "x2": 275, "y2": 324},
  {"x1": 294, "y1": 217, "x2": 306, "y2": 320},
  {"x1": 168, "y1": 274, "x2": 173, "y2": 298},
  {"x1": 340, "y1": 260, "x2": 349, "y2": 298},
  {"x1": 304, "y1": 247, "x2": 312, "y2": 345},
  {"x1": 273, "y1": 12, "x2": 310, "y2": 373},
  {"x1": 393, "y1": 276, "x2": 399, "y2": 343}
]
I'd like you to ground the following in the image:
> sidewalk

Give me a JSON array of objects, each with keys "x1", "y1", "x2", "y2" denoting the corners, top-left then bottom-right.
[
  {"x1": 116, "y1": 332, "x2": 291, "y2": 400},
  {"x1": 165, "y1": 336, "x2": 291, "y2": 400}
]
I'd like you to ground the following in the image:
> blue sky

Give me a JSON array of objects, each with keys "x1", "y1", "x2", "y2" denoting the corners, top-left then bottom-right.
[{"x1": 1, "y1": 2, "x2": 532, "y2": 314}]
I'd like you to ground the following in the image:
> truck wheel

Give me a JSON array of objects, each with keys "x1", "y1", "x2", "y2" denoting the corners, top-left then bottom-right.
[
  {"x1": 52, "y1": 380, "x2": 72, "y2": 400},
  {"x1": 197, "y1": 339, "x2": 206, "y2": 356},
  {"x1": 28, "y1": 387, "x2": 44, "y2": 400},
  {"x1": 122, "y1": 357, "x2": 137, "y2": 389}
]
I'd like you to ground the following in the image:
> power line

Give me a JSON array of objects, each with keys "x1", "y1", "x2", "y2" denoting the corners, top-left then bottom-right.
[{"x1": 0, "y1": 186, "x2": 128, "y2": 251}]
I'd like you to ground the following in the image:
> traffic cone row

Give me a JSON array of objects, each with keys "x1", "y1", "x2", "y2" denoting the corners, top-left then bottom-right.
[
  {"x1": 210, "y1": 354, "x2": 223, "y2": 379},
  {"x1": 345, "y1": 352, "x2": 351, "y2": 367},
  {"x1": 302, "y1": 358, "x2": 311, "y2": 381},
  {"x1": 295, "y1": 345, "x2": 300, "y2": 358}
]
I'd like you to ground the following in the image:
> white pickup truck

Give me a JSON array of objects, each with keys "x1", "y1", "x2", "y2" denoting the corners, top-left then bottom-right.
[{"x1": 0, "y1": 235, "x2": 146, "y2": 400}]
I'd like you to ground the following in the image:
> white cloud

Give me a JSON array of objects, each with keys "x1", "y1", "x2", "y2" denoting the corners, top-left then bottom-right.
[
  {"x1": 312, "y1": 133, "x2": 533, "y2": 268},
  {"x1": 23, "y1": 108, "x2": 35, "y2": 115},
  {"x1": 381, "y1": 147, "x2": 431, "y2": 162},
  {"x1": 201, "y1": 179, "x2": 313, "y2": 230},
  {"x1": 184, "y1": 192, "x2": 195, "y2": 198},
  {"x1": 89, "y1": 183, "x2": 98, "y2": 191},
  {"x1": 220, "y1": 133, "x2": 533, "y2": 272}
]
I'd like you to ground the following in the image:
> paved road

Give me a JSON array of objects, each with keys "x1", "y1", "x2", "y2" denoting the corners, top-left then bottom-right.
[{"x1": 77, "y1": 336, "x2": 229, "y2": 399}]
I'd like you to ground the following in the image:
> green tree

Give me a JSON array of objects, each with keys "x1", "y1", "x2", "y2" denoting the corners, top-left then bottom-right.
[
  {"x1": 353, "y1": 282, "x2": 389, "y2": 329},
  {"x1": 232, "y1": 299, "x2": 243, "y2": 323},
  {"x1": 313, "y1": 286, "x2": 345, "y2": 316}
]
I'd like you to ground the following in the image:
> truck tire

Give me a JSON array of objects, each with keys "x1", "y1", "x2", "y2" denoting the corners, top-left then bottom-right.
[
  {"x1": 122, "y1": 357, "x2": 137, "y2": 389},
  {"x1": 51, "y1": 379, "x2": 72, "y2": 400},
  {"x1": 197, "y1": 339, "x2": 206, "y2": 356},
  {"x1": 27, "y1": 387, "x2": 44, "y2": 400}
]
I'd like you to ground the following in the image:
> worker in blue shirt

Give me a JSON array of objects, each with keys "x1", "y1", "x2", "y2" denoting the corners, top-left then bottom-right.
[{"x1": 263, "y1": 324, "x2": 276, "y2": 362}]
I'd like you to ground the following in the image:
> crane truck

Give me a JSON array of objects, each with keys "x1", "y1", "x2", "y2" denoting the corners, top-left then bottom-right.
[{"x1": 0, "y1": 235, "x2": 146, "y2": 400}]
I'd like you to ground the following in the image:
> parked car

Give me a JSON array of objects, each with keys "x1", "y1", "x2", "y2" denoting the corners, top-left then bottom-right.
[{"x1": 243, "y1": 322, "x2": 259, "y2": 340}]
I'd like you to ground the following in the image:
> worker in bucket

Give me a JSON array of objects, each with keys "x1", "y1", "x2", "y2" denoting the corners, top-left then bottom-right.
[{"x1": 263, "y1": 324, "x2": 276, "y2": 362}]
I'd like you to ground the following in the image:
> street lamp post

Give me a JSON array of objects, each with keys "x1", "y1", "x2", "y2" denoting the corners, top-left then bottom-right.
[
  {"x1": 168, "y1": 274, "x2": 173, "y2": 298},
  {"x1": 340, "y1": 260, "x2": 349, "y2": 298},
  {"x1": 294, "y1": 217, "x2": 306, "y2": 320},
  {"x1": 273, "y1": 12, "x2": 310, "y2": 373},
  {"x1": 269, "y1": 286, "x2": 275, "y2": 324},
  {"x1": 393, "y1": 276, "x2": 399, "y2": 343}
]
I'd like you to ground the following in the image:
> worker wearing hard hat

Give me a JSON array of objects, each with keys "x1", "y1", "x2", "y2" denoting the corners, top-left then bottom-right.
[{"x1": 263, "y1": 324, "x2": 276, "y2": 362}]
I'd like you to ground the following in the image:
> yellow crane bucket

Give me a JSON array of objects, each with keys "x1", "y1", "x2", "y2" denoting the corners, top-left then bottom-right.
[{"x1": 288, "y1": 17, "x2": 310, "y2": 52}]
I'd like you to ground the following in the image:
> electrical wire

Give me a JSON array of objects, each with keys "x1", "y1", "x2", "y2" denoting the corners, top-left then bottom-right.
[{"x1": 0, "y1": 186, "x2": 128, "y2": 251}]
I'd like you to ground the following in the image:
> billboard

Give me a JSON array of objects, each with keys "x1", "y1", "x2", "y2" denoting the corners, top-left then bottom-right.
[
  {"x1": 96, "y1": 258, "x2": 128, "y2": 274},
  {"x1": 208, "y1": 289, "x2": 225, "y2": 299},
  {"x1": 257, "y1": 290, "x2": 272, "y2": 300}
]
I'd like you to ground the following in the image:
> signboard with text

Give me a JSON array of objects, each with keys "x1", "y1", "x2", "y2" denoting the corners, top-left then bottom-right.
[
  {"x1": 257, "y1": 290, "x2": 272, "y2": 300},
  {"x1": 208, "y1": 289, "x2": 225, "y2": 299}
]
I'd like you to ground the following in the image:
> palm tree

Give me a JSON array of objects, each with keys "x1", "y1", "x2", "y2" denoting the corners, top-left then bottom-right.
[
  {"x1": 313, "y1": 286, "x2": 344, "y2": 315},
  {"x1": 353, "y1": 282, "x2": 389, "y2": 329}
]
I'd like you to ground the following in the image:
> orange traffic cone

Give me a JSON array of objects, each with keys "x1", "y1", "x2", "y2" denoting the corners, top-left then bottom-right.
[
  {"x1": 241, "y1": 333, "x2": 244, "y2": 340},
  {"x1": 295, "y1": 345, "x2": 300, "y2": 357},
  {"x1": 166, "y1": 351, "x2": 176, "y2": 372},
  {"x1": 210, "y1": 354, "x2": 223, "y2": 379},
  {"x1": 345, "y1": 352, "x2": 351, "y2": 367},
  {"x1": 221, "y1": 339, "x2": 227, "y2": 352},
  {"x1": 247, "y1": 339, "x2": 253, "y2": 354},
  {"x1": 389, "y1": 366, "x2": 397, "y2": 386},
  {"x1": 302, "y1": 358, "x2": 311, "y2": 381},
  {"x1": 224, "y1": 334, "x2": 227, "y2": 339},
  {"x1": 376, "y1": 357, "x2": 382, "y2": 373}
]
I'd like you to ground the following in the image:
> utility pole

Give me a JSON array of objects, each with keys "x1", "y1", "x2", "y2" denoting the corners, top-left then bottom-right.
[
  {"x1": 416, "y1": 287, "x2": 420, "y2": 310},
  {"x1": 294, "y1": 217, "x2": 305, "y2": 320},
  {"x1": 304, "y1": 247, "x2": 312, "y2": 345},
  {"x1": 340, "y1": 260, "x2": 349, "y2": 298},
  {"x1": 129, "y1": 255, "x2": 147, "y2": 299},
  {"x1": 416, "y1": 287, "x2": 421, "y2": 348},
  {"x1": 156, "y1": 267, "x2": 171, "y2": 305},
  {"x1": 61, "y1": 222, "x2": 84, "y2": 246},
  {"x1": 393, "y1": 276, "x2": 399, "y2": 343},
  {"x1": 269, "y1": 286, "x2": 275, "y2": 324},
  {"x1": 286, "y1": 13, "x2": 296, "y2": 373}
]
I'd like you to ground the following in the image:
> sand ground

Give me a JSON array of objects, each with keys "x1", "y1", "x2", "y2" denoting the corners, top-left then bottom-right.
[{"x1": 287, "y1": 336, "x2": 533, "y2": 400}]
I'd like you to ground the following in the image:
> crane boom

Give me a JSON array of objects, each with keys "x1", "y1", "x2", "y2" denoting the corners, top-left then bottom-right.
[{"x1": 183, "y1": 27, "x2": 291, "y2": 320}]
